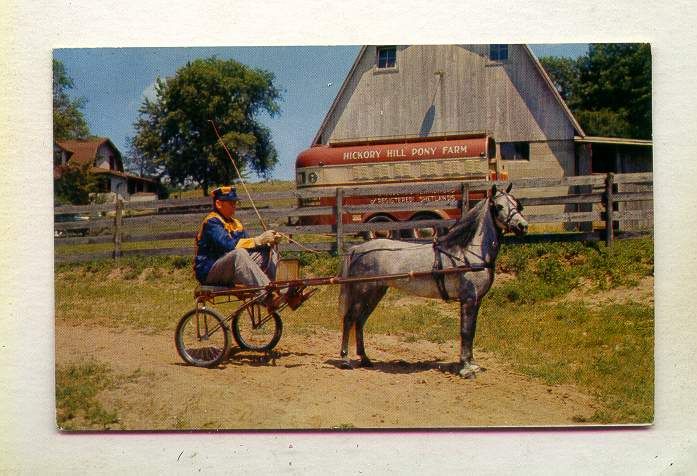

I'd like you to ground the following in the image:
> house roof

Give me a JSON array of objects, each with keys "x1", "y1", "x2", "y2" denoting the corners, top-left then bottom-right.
[
  {"x1": 54, "y1": 142, "x2": 73, "y2": 157},
  {"x1": 312, "y1": 44, "x2": 585, "y2": 145},
  {"x1": 91, "y1": 168, "x2": 159, "y2": 183},
  {"x1": 56, "y1": 137, "x2": 122, "y2": 167}
]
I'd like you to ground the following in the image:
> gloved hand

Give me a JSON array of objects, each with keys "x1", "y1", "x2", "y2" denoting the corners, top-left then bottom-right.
[{"x1": 254, "y1": 230, "x2": 282, "y2": 246}]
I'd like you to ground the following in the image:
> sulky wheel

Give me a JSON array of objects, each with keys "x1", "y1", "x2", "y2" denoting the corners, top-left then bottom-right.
[
  {"x1": 175, "y1": 307, "x2": 231, "y2": 367},
  {"x1": 232, "y1": 303, "x2": 283, "y2": 352}
]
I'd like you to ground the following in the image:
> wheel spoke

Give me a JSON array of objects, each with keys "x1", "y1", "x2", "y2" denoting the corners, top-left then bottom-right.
[
  {"x1": 176, "y1": 308, "x2": 229, "y2": 367},
  {"x1": 233, "y1": 303, "x2": 283, "y2": 351}
]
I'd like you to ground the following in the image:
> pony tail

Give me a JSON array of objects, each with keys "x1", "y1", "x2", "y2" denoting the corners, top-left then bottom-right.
[
  {"x1": 341, "y1": 249, "x2": 354, "y2": 278},
  {"x1": 338, "y1": 249, "x2": 354, "y2": 318}
]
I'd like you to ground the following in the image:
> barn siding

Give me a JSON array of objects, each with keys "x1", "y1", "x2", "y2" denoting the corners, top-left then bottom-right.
[
  {"x1": 320, "y1": 45, "x2": 575, "y2": 144},
  {"x1": 316, "y1": 44, "x2": 585, "y2": 228},
  {"x1": 499, "y1": 140, "x2": 577, "y2": 224}
]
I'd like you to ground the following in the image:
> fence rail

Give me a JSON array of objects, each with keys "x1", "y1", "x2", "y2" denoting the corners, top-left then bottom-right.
[{"x1": 54, "y1": 172, "x2": 653, "y2": 264}]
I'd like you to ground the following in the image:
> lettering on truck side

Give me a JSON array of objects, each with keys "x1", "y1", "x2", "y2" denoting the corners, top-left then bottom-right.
[
  {"x1": 411, "y1": 147, "x2": 437, "y2": 156},
  {"x1": 343, "y1": 150, "x2": 381, "y2": 160},
  {"x1": 443, "y1": 145, "x2": 467, "y2": 155}
]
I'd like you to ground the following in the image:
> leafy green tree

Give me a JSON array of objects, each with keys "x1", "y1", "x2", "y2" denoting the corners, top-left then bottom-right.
[
  {"x1": 53, "y1": 59, "x2": 90, "y2": 140},
  {"x1": 124, "y1": 135, "x2": 160, "y2": 177},
  {"x1": 540, "y1": 44, "x2": 651, "y2": 139},
  {"x1": 54, "y1": 163, "x2": 101, "y2": 205},
  {"x1": 132, "y1": 57, "x2": 282, "y2": 195},
  {"x1": 538, "y1": 56, "x2": 579, "y2": 103}
]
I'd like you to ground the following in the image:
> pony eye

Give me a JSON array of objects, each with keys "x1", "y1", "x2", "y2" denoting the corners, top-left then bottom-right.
[
  {"x1": 517, "y1": 203, "x2": 524, "y2": 212},
  {"x1": 496, "y1": 204, "x2": 504, "y2": 212}
]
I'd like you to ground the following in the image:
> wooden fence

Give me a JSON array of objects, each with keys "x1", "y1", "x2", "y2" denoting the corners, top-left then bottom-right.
[{"x1": 54, "y1": 172, "x2": 653, "y2": 264}]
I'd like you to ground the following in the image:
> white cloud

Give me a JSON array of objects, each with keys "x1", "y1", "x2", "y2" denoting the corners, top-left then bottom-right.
[{"x1": 141, "y1": 78, "x2": 159, "y2": 102}]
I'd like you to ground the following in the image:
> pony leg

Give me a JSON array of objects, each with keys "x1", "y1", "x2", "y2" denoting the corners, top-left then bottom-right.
[
  {"x1": 340, "y1": 314, "x2": 355, "y2": 369},
  {"x1": 459, "y1": 298, "x2": 482, "y2": 379},
  {"x1": 356, "y1": 285, "x2": 387, "y2": 368},
  {"x1": 339, "y1": 284, "x2": 356, "y2": 369}
]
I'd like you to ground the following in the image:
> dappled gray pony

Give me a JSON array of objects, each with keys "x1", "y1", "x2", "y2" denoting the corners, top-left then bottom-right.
[{"x1": 339, "y1": 184, "x2": 528, "y2": 378}]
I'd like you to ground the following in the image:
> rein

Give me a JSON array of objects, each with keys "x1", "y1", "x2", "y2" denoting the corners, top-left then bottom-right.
[{"x1": 431, "y1": 195, "x2": 516, "y2": 302}]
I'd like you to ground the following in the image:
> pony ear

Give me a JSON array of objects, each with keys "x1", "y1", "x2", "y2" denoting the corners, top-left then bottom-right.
[
  {"x1": 491, "y1": 184, "x2": 497, "y2": 197},
  {"x1": 506, "y1": 183, "x2": 512, "y2": 193}
]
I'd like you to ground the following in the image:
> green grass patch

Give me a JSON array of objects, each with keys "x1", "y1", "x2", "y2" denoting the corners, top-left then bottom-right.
[
  {"x1": 56, "y1": 361, "x2": 119, "y2": 430},
  {"x1": 477, "y1": 301, "x2": 654, "y2": 424},
  {"x1": 56, "y1": 362, "x2": 158, "y2": 430},
  {"x1": 492, "y1": 238, "x2": 653, "y2": 304},
  {"x1": 56, "y1": 256, "x2": 196, "y2": 331}
]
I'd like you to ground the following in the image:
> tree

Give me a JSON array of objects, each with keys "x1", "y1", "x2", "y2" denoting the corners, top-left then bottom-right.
[
  {"x1": 124, "y1": 135, "x2": 160, "y2": 177},
  {"x1": 538, "y1": 56, "x2": 579, "y2": 103},
  {"x1": 54, "y1": 163, "x2": 101, "y2": 205},
  {"x1": 132, "y1": 57, "x2": 282, "y2": 195},
  {"x1": 540, "y1": 44, "x2": 651, "y2": 139},
  {"x1": 53, "y1": 59, "x2": 90, "y2": 140}
]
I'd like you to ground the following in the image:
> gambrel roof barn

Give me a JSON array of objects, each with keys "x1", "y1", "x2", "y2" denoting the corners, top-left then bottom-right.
[
  {"x1": 315, "y1": 44, "x2": 584, "y2": 146},
  {"x1": 313, "y1": 44, "x2": 650, "y2": 181}
]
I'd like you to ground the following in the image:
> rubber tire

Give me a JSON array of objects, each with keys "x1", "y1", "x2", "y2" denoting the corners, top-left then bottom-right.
[
  {"x1": 362, "y1": 215, "x2": 398, "y2": 240},
  {"x1": 175, "y1": 307, "x2": 231, "y2": 368},
  {"x1": 232, "y1": 304, "x2": 283, "y2": 352},
  {"x1": 403, "y1": 213, "x2": 443, "y2": 240}
]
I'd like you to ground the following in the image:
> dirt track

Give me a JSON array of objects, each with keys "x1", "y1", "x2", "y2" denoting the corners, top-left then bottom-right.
[{"x1": 56, "y1": 323, "x2": 599, "y2": 430}]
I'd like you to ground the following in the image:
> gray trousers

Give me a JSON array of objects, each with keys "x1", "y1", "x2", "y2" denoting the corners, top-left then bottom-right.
[{"x1": 205, "y1": 247, "x2": 278, "y2": 288}]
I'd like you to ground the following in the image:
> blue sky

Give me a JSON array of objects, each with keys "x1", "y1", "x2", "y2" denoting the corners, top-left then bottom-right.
[{"x1": 54, "y1": 44, "x2": 588, "y2": 181}]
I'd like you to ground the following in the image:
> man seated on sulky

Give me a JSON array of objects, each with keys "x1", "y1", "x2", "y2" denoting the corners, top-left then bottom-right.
[{"x1": 194, "y1": 186, "x2": 282, "y2": 306}]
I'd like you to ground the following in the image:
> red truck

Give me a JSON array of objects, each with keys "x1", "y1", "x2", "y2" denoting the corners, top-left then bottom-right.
[{"x1": 294, "y1": 133, "x2": 506, "y2": 239}]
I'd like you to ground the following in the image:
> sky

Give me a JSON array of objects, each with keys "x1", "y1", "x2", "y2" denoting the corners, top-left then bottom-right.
[{"x1": 54, "y1": 44, "x2": 589, "y2": 181}]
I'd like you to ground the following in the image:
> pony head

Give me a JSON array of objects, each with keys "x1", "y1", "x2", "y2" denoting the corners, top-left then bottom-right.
[{"x1": 490, "y1": 184, "x2": 528, "y2": 236}]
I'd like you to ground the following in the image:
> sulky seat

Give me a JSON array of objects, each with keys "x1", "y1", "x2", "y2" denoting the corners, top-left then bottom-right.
[{"x1": 194, "y1": 284, "x2": 254, "y2": 298}]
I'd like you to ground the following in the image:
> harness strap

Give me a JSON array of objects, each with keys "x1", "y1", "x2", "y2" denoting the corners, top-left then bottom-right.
[{"x1": 432, "y1": 242, "x2": 454, "y2": 301}]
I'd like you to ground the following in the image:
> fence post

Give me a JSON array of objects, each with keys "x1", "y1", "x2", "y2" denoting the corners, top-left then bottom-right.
[
  {"x1": 113, "y1": 199, "x2": 123, "y2": 260},
  {"x1": 335, "y1": 188, "x2": 344, "y2": 254},
  {"x1": 460, "y1": 182, "x2": 469, "y2": 220},
  {"x1": 89, "y1": 201, "x2": 99, "y2": 236},
  {"x1": 605, "y1": 173, "x2": 615, "y2": 247}
]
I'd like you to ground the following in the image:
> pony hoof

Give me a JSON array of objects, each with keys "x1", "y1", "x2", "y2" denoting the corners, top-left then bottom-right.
[
  {"x1": 339, "y1": 360, "x2": 353, "y2": 370},
  {"x1": 459, "y1": 368, "x2": 476, "y2": 379},
  {"x1": 359, "y1": 358, "x2": 373, "y2": 368},
  {"x1": 459, "y1": 364, "x2": 481, "y2": 379}
]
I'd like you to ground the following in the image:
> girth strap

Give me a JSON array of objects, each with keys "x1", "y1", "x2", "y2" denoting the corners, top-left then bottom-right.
[{"x1": 432, "y1": 242, "x2": 455, "y2": 301}]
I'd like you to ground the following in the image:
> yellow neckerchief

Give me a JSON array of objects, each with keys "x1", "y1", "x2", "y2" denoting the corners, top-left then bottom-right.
[
  {"x1": 195, "y1": 211, "x2": 255, "y2": 252},
  {"x1": 197, "y1": 211, "x2": 243, "y2": 238}
]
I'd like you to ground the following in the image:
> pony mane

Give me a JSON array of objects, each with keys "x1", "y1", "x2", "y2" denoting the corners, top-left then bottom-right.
[{"x1": 436, "y1": 198, "x2": 489, "y2": 247}]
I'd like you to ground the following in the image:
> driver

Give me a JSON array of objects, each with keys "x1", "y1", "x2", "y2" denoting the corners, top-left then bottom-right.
[{"x1": 194, "y1": 186, "x2": 282, "y2": 304}]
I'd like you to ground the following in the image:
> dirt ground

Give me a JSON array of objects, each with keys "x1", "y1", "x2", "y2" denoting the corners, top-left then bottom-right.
[{"x1": 56, "y1": 323, "x2": 601, "y2": 430}]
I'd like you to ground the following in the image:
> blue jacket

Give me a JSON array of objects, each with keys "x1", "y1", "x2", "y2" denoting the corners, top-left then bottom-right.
[{"x1": 194, "y1": 212, "x2": 257, "y2": 283}]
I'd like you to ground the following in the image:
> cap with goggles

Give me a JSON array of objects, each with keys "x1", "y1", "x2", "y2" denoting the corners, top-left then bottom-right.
[{"x1": 211, "y1": 186, "x2": 240, "y2": 202}]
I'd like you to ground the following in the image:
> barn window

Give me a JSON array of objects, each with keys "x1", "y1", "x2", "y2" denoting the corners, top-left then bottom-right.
[
  {"x1": 490, "y1": 44, "x2": 509, "y2": 61},
  {"x1": 377, "y1": 46, "x2": 397, "y2": 69},
  {"x1": 500, "y1": 142, "x2": 530, "y2": 161}
]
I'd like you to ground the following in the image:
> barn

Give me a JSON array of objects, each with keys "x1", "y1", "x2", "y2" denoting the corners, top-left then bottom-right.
[{"x1": 313, "y1": 45, "x2": 651, "y2": 206}]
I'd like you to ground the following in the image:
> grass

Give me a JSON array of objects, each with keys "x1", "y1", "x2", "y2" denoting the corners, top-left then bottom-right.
[
  {"x1": 56, "y1": 361, "x2": 157, "y2": 430},
  {"x1": 170, "y1": 180, "x2": 295, "y2": 199},
  {"x1": 54, "y1": 237, "x2": 654, "y2": 424},
  {"x1": 477, "y1": 301, "x2": 653, "y2": 423},
  {"x1": 56, "y1": 361, "x2": 119, "y2": 430},
  {"x1": 56, "y1": 256, "x2": 195, "y2": 331}
]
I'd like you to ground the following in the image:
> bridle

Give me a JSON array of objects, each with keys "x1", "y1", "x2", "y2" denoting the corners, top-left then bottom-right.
[{"x1": 491, "y1": 192, "x2": 524, "y2": 234}]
